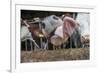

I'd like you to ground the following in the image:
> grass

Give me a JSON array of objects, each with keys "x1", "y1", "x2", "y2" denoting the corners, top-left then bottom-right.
[{"x1": 21, "y1": 48, "x2": 89, "y2": 63}]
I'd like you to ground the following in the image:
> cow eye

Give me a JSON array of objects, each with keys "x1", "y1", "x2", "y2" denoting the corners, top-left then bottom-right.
[{"x1": 53, "y1": 16, "x2": 59, "y2": 20}]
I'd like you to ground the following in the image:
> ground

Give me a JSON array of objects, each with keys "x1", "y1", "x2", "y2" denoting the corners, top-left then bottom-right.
[{"x1": 21, "y1": 48, "x2": 89, "y2": 63}]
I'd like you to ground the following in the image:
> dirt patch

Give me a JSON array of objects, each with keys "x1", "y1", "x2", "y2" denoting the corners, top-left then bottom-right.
[{"x1": 21, "y1": 48, "x2": 89, "y2": 63}]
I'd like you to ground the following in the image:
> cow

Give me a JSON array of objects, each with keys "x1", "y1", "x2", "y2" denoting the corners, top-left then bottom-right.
[
  {"x1": 42, "y1": 15, "x2": 82, "y2": 49},
  {"x1": 21, "y1": 14, "x2": 82, "y2": 50},
  {"x1": 76, "y1": 13, "x2": 90, "y2": 48},
  {"x1": 41, "y1": 15, "x2": 63, "y2": 49},
  {"x1": 23, "y1": 18, "x2": 50, "y2": 50},
  {"x1": 21, "y1": 19, "x2": 40, "y2": 51}
]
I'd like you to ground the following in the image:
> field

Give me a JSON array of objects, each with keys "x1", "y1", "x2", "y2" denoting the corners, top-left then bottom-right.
[{"x1": 21, "y1": 48, "x2": 89, "y2": 63}]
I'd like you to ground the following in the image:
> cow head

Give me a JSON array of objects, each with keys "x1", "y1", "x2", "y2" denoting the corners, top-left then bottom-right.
[{"x1": 42, "y1": 15, "x2": 63, "y2": 34}]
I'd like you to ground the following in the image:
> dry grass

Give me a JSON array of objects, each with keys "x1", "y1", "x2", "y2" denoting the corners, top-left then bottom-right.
[{"x1": 21, "y1": 48, "x2": 89, "y2": 63}]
